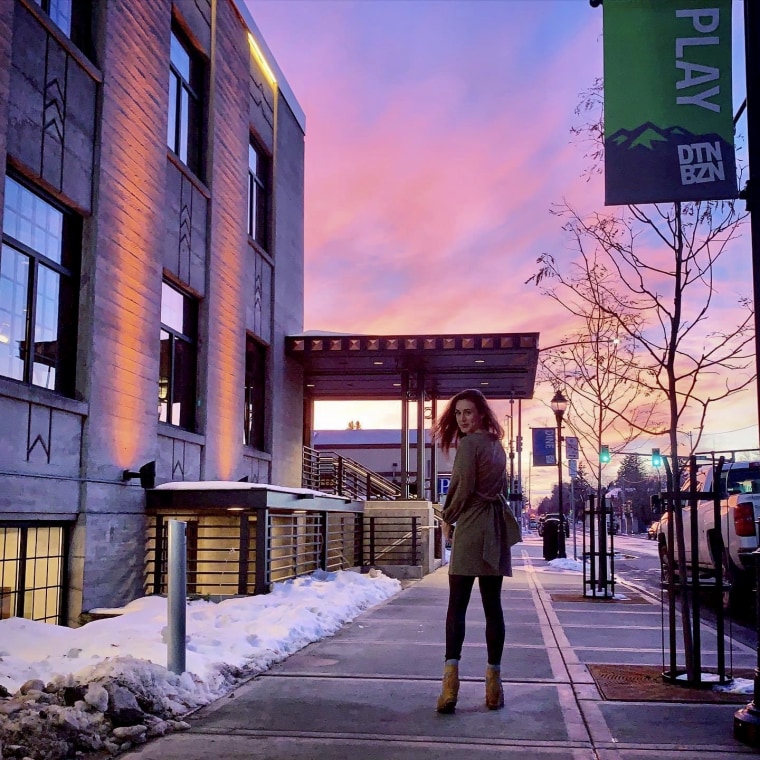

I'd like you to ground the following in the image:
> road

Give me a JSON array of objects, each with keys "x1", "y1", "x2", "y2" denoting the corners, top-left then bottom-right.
[{"x1": 594, "y1": 531, "x2": 760, "y2": 650}]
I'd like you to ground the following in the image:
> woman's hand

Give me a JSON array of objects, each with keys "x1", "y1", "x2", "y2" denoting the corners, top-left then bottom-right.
[{"x1": 442, "y1": 522, "x2": 452, "y2": 540}]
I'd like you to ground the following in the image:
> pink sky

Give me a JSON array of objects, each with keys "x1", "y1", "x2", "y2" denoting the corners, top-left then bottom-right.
[{"x1": 248, "y1": 0, "x2": 759, "y2": 497}]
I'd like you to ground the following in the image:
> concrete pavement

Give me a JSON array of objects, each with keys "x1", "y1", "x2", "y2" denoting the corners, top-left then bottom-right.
[{"x1": 123, "y1": 535, "x2": 760, "y2": 759}]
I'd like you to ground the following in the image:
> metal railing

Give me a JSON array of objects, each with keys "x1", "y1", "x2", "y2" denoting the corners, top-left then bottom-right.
[
  {"x1": 145, "y1": 507, "x2": 424, "y2": 597},
  {"x1": 302, "y1": 446, "x2": 400, "y2": 501},
  {"x1": 365, "y1": 515, "x2": 420, "y2": 566}
]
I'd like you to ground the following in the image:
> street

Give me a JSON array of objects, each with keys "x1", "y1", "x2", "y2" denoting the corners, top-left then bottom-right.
[{"x1": 592, "y1": 531, "x2": 759, "y2": 650}]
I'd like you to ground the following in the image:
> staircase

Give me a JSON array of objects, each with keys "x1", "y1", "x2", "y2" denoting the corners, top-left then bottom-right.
[{"x1": 302, "y1": 446, "x2": 401, "y2": 501}]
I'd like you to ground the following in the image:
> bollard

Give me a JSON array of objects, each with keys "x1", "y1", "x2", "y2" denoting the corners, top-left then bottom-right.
[
  {"x1": 734, "y1": 518, "x2": 760, "y2": 745},
  {"x1": 167, "y1": 519, "x2": 187, "y2": 675}
]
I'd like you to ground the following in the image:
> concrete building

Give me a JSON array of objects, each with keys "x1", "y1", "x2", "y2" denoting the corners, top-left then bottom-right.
[{"x1": 0, "y1": 0, "x2": 305, "y2": 624}]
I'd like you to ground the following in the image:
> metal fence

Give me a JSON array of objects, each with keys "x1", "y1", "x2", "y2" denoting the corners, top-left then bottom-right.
[{"x1": 145, "y1": 508, "x2": 420, "y2": 597}]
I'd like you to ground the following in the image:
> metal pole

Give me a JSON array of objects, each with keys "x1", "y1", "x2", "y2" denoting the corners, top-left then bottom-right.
[
  {"x1": 571, "y1": 477, "x2": 577, "y2": 560},
  {"x1": 416, "y1": 371, "x2": 426, "y2": 500},
  {"x1": 735, "y1": 0, "x2": 760, "y2": 743},
  {"x1": 401, "y1": 371, "x2": 410, "y2": 499},
  {"x1": 556, "y1": 413, "x2": 566, "y2": 558},
  {"x1": 517, "y1": 399, "x2": 523, "y2": 525},
  {"x1": 167, "y1": 520, "x2": 187, "y2": 675}
]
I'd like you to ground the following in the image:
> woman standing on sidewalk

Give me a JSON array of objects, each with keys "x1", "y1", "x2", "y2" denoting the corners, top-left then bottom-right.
[{"x1": 432, "y1": 389, "x2": 512, "y2": 714}]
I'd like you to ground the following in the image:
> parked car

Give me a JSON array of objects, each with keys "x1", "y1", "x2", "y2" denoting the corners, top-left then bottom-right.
[
  {"x1": 538, "y1": 513, "x2": 570, "y2": 538},
  {"x1": 647, "y1": 520, "x2": 659, "y2": 540},
  {"x1": 657, "y1": 460, "x2": 760, "y2": 608}
]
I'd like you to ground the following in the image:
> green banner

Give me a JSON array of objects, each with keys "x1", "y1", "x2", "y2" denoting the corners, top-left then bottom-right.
[{"x1": 603, "y1": 0, "x2": 737, "y2": 205}]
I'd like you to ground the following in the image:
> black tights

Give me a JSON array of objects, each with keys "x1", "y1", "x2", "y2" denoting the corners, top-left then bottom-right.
[{"x1": 445, "y1": 574, "x2": 504, "y2": 665}]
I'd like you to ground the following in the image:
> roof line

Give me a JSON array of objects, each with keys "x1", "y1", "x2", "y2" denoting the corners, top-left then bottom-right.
[{"x1": 232, "y1": 0, "x2": 306, "y2": 133}]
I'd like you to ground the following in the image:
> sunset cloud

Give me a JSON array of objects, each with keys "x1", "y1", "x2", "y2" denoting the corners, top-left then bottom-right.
[{"x1": 250, "y1": 0, "x2": 758, "y2": 474}]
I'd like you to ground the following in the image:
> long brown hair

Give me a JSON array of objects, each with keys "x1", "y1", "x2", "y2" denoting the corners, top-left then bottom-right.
[{"x1": 432, "y1": 389, "x2": 504, "y2": 454}]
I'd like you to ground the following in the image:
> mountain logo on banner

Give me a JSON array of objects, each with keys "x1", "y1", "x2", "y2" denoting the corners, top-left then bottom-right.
[{"x1": 605, "y1": 121, "x2": 734, "y2": 205}]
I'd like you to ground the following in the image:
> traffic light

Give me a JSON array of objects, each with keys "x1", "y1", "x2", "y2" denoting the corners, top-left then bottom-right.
[
  {"x1": 651, "y1": 448, "x2": 662, "y2": 467},
  {"x1": 600, "y1": 445, "x2": 611, "y2": 463}
]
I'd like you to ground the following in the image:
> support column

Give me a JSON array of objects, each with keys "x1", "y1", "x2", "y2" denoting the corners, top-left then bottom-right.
[
  {"x1": 430, "y1": 395, "x2": 439, "y2": 503},
  {"x1": 416, "y1": 371, "x2": 426, "y2": 500},
  {"x1": 401, "y1": 371, "x2": 410, "y2": 500}
]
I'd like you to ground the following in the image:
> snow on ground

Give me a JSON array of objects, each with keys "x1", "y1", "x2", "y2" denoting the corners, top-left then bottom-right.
[
  {"x1": 0, "y1": 569, "x2": 401, "y2": 759},
  {"x1": 1, "y1": 543, "x2": 753, "y2": 759}
]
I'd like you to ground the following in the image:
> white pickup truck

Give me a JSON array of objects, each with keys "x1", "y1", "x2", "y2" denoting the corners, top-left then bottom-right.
[{"x1": 657, "y1": 460, "x2": 760, "y2": 607}]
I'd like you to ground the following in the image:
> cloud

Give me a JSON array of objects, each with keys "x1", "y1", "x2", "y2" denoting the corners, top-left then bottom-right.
[{"x1": 251, "y1": 0, "x2": 758, "y2": 452}]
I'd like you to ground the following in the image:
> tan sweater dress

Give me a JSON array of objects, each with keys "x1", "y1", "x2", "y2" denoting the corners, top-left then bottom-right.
[{"x1": 442, "y1": 431, "x2": 512, "y2": 576}]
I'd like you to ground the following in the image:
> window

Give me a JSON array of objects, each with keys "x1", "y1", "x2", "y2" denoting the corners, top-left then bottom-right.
[
  {"x1": 167, "y1": 28, "x2": 204, "y2": 177},
  {"x1": 159, "y1": 281, "x2": 197, "y2": 430},
  {"x1": 247, "y1": 141, "x2": 270, "y2": 250},
  {"x1": 243, "y1": 334, "x2": 267, "y2": 450},
  {"x1": 0, "y1": 523, "x2": 68, "y2": 624},
  {"x1": 32, "y1": 0, "x2": 93, "y2": 55},
  {"x1": 33, "y1": 0, "x2": 72, "y2": 36},
  {"x1": 0, "y1": 177, "x2": 79, "y2": 395}
]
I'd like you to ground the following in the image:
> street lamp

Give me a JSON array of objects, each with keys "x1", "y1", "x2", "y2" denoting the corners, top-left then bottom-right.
[{"x1": 551, "y1": 389, "x2": 568, "y2": 559}]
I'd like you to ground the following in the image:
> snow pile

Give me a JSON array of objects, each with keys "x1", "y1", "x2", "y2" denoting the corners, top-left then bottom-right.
[{"x1": 0, "y1": 569, "x2": 400, "y2": 760}]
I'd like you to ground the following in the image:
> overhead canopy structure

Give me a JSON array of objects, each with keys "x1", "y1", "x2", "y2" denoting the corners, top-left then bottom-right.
[
  {"x1": 286, "y1": 331, "x2": 540, "y2": 503},
  {"x1": 286, "y1": 331, "x2": 540, "y2": 401}
]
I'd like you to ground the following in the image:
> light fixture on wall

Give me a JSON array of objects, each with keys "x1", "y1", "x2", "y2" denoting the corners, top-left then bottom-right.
[{"x1": 122, "y1": 461, "x2": 156, "y2": 489}]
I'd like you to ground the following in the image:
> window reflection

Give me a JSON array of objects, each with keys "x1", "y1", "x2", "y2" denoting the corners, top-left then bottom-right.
[
  {"x1": 0, "y1": 177, "x2": 78, "y2": 395},
  {"x1": 159, "y1": 284, "x2": 197, "y2": 430}
]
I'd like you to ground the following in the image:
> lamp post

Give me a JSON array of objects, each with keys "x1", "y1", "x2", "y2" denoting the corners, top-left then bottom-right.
[{"x1": 551, "y1": 389, "x2": 568, "y2": 559}]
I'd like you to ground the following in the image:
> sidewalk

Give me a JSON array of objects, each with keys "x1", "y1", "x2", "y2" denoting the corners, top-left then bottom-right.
[{"x1": 123, "y1": 536, "x2": 760, "y2": 759}]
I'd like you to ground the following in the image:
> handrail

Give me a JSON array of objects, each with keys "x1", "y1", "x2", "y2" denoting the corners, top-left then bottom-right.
[{"x1": 302, "y1": 446, "x2": 401, "y2": 500}]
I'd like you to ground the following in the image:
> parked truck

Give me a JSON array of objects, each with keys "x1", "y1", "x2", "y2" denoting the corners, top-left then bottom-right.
[{"x1": 657, "y1": 460, "x2": 760, "y2": 609}]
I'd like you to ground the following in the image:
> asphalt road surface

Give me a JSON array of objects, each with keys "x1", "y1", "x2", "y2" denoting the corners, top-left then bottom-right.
[{"x1": 606, "y1": 532, "x2": 759, "y2": 650}]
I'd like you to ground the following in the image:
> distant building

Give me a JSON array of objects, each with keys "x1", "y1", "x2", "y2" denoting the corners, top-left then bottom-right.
[
  {"x1": 0, "y1": 0, "x2": 305, "y2": 623},
  {"x1": 311, "y1": 429, "x2": 455, "y2": 498}
]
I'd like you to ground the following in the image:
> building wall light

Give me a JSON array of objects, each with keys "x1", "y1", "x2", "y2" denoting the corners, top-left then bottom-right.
[{"x1": 248, "y1": 33, "x2": 277, "y2": 88}]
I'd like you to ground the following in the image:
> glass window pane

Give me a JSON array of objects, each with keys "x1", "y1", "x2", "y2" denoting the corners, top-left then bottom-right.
[
  {"x1": 3, "y1": 177, "x2": 63, "y2": 262},
  {"x1": 248, "y1": 144, "x2": 258, "y2": 175},
  {"x1": 161, "y1": 282, "x2": 185, "y2": 333},
  {"x1": 170, "y1": 32, "x2": 191, "y2": 82},
  {"x1": 32, "y1": 265, "x2": 60, "y2": 389},
  {"x1": 255, "y1": 186, "x2": 268, "y2": 247},
  {"x1": 179, "y1": 88, "x2": 189, "y2": 165},
  {"x1": 244, "y1": 337, "x2": 266, "y2": 450},
  {"x1": 173, "y1": 337, "x2": 196, "y2": 430},
  {"x1": 167, "y1": 74, "x2": 178, "y2": 152},
  {"x1": 159, "y1": 329, "x2": 171, "y2": 423},
  {"x1": 249, "y1": 179, "x2": 258, "y2": 240},
  {"x1": 247, "y1": 174, "x2": 254, "y2": 237},
  {"x1": 47, "y1": 0, "x2": 72, "y2": 36},
  {"x1": 0, "y1": 245, "x2": 30, "y2": 382}
]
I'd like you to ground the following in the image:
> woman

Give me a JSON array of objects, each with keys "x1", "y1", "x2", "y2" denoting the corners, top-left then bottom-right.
[{"x1": 432, "y1": 389, "x2": 511, "y2": 713}]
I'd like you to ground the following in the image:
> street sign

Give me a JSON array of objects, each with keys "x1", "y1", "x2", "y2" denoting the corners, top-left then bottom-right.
[
  {"x1": 532, "y1": 427, "x2": 557, "y2": 466},
  {"x1": 565, "y1": 436, "x2": 579, "y2": 460}
]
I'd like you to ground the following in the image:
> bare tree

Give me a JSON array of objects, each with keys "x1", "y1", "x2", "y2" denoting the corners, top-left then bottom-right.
[
  {"x1": 536, "y1": 267, "x2": 661, "y2": 502},
  {"x1": 529, "y1": 82, "x2": 755, "y2": 680}
]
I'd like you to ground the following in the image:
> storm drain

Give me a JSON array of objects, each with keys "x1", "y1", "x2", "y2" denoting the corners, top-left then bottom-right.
[
  {"x1": 587, "y1": 664, "x2": 752, "y2": 703},
  {"x1": 550, "y1": 592, "x2": 651, "y2": 605}
]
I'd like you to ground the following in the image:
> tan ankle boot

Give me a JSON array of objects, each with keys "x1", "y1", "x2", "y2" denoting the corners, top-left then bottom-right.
[
  {"x1": 485, "y1": 667, "x2": 504, "y2": 710},
  {"x1": 436, "y1": 662, "x2": 459, "y2": 713}
]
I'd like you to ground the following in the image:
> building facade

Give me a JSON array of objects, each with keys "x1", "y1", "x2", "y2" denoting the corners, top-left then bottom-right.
[{"x1": 0, "y1": 0, "x2": 305, "y2": 624}]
